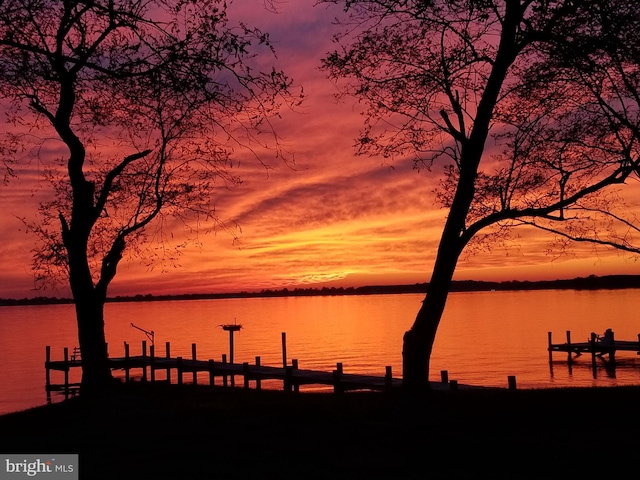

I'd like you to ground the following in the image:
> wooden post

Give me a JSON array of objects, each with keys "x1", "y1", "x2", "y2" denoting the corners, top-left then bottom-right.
[
  {"x1": 385, "y1": 366, "x2": 393, "y2": 391},
  {"x1": 165, "y1": 342, "x2": 171, "y2": 384},
  {"x1": 566, "y1": 330, "x2": 572, "y2": 364},
  {"x1": 333, "y1": 369, "x2": 343, "y2": 394},
  {"x1": 192, "y1": 343, "x2": 197, "y2": 385},
  {"x1": 333, "y1": 362, "x2": 344, "y2": 394},
  {"x1": 281, "y1": 332, "x2": 287, "y2": 368},
  {"x1": 125, "y1": 342, "x2": 130, "y2": 383},
  {"x1": 590, "y1": 332, "x2": 598, "y2": 378},
  {"x1": 292, "y1": 359, "x2": 299, "y2": 393},
  {"x1": 243, "y1": 362, "x2": 250, "y2": 389},
  {"x1": 208, "y1": 360, "x2": 215, "y2": 386},
  {"x1": 449, "y1": 379, "x2": 458, "y2": 391},
  {"x1": 229, "y1": 350, "x2": 235, "y2": 387},
  {"x1": 45, "y1": 346, "x2": 51, "y2": 389},
  {"x1": 45, "y1": 346, "x2": 51, "y2": 404},
  {"x1": 222, "y1": 354, "x2": 228, "y2": 387},
  {"x1": 63, "y1": 347, "x2": 69, "y2": 400},
  {"x1": 150, "y1": 345, "x2": 155, "y2": 383},
  {"x1": 548, "y1": 331, "x2": 553, "y2": 363},
  {"x1": 440, "y1": 370, "x2": 449, "y2": 384},
  {"x1": 610, "y1": 330, "x2": 616, "y2": 363},
  {"x1": 284, "y1": 366, "x2": 293, "y2": 392},
  {"x1": 141, "y1": 340, "x2": 147, "y2": 382},
  {"x1": 508, "y1": 375, "x2": 517, "y2": 391},
  {"x1": 255, "y1": 356, "x2": 261, "y2": 390},
  {"x1": 177, "y1": 357, "x2": 183, "y2": 386}
]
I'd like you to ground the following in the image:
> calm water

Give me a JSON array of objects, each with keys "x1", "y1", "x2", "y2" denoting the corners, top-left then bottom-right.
[{"x1": 1, "y1": 289, "x2": 639, "y2": 415}]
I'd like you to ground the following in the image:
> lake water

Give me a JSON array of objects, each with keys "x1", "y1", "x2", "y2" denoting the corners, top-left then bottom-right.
[{"x1": 1, "y1": 289, "x2": 639, "y2": 415}]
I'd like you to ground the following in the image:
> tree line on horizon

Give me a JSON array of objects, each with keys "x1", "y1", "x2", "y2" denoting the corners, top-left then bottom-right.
[{"x1": 3, "y1": 274, "x2": 639, "y2": 306}]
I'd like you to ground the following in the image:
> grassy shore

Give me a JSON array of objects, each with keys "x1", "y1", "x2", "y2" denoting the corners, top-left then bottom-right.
[{"x1": 1, "y1": 384, "x2": 639, "y2": 479}]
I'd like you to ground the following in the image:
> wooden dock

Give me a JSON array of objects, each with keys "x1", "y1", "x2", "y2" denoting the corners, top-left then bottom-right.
[
  {"x1": 45, "y1": 335, "x2": 507, "y2": 401},
  {"x1": 548, "y1": 330, "x2": 640, "y2": 367}
]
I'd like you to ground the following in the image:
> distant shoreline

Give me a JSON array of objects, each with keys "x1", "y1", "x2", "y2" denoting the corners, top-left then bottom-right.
[{"x1": 1, "y1": 274, "x2": 639, "y2": 307}]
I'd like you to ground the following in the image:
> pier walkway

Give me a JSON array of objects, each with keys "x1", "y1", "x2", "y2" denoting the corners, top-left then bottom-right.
[{"x1": 45, "y1": 337, "x2": 503, "y2": 401}]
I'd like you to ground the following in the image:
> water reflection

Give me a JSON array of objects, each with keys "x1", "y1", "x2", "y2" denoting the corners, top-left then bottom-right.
[{"x1": 1, "y1": 288, "x2": 640, "y2": 414}]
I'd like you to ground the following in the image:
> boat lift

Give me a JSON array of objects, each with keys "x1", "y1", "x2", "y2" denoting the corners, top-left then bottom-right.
[{"x1": 131, "y1": 323, "x2": 155, "y2": 346}]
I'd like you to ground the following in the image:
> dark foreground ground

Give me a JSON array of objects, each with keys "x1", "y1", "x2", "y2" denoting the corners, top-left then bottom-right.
[{"x1": 1, "y1": 384, "x2": 639, "y2": 479}]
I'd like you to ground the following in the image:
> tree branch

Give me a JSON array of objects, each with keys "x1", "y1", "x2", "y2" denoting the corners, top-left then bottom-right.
[
  {"x1": 94, "y1": 149, "x2": 153, "y2": 218},
  {"x1": 463, "y1": 162, "x2": 637, "y2": 244},
  {"x1": 517, "y1": 219, "x2": 640, "y2": 255}
]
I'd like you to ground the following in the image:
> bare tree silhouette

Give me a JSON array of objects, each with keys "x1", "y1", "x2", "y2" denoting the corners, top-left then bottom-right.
[
  {"x1": 323, "y1": 0, "x2": 640, "y2": 390},
  {"x1": 0, "y1": 0, "x2": 298, "y2": 394}
]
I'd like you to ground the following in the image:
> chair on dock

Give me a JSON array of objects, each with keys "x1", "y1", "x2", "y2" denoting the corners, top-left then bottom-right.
[
  {"x1": 71, "y1": 347, "x2": 81, "y2": 362},
  {"x1": 598, "y1": 329, "x2": 614, "y2": 346}
]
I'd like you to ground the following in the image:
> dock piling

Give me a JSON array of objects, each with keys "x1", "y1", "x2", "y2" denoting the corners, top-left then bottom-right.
[
  {"x1": 45, "y1": 346, "x2": 51, "y2": 389},
  {"x1": 385, "y1": 366, "x2": 392, "y2": 391},
  {"x1": 177, "y1": 357, "x2": 183, "y2": 386},
  {"x1": 192, "y1": 343, "x2": 197, "y2": 385},
  {"x1": 255, "y1": 356, "x2": 261, "y2": 390},
  {"x1": 610, "y1": 330, "x2": 616, "y2": 363},
  {"x1": 243, "y1": 362, "x2": 250, "y2": 388},
  {"x1": 150, "y1": 345, "x2": 156, "y2": 383},
  {"x1": 333, "y1": 368, "x2": 343, "y2": 394},
  {"x1": 63, "y1": 347, "x2": 69, "y2": 400},
  {"x1": 141, "y1": 340, "x2": 147, "y2": 382},
  {"x1": 165, "y1": 342, "x2": 171, "y2": 383},
  {"x1": 45, "y1": 346, "x2": 51, "y2": 404},
  {"x1": 281, "y1": 332, "x2": 287, "y2": 368},
  {"x1": 590, "y1": 332, "x2": 598, "y2": 377},
  {"x1": 222, "y1": 354, "x2": 228, "y2": 387},
  {"x1": 208, "y1": 359, "x2": 215, "y2": 386},
  {"x1": 124, "y1": 342, "x2": 130, "y2": 383},
  {"x1": 284, "y1": 366, "x2": 293, "y2": 392},
  {"x1": 292, "y1": 359, "x2": 299, "y2": 393}
]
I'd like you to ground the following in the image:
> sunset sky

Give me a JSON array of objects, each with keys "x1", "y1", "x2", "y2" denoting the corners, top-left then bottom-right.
[{"x1": 1, "y1": 0, "x2": 639, "y2": 299}]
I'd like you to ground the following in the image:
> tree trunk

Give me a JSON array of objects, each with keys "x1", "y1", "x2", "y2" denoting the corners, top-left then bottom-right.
[
  {"x1": 61, "y1": 181, "x2": 114, "y2": 396},
  {"x1": 74, "y1": 295, "x2": 112, "y2": 395},
  {"x1": 402, "y1": 148, "x2": 480, "y2": 391},
  {"x1": 401, "y1": 9, "x2": 520, "y2": 389},
  {"x1": 402, "y1": 231, "x2": 464, "y2": 391}
]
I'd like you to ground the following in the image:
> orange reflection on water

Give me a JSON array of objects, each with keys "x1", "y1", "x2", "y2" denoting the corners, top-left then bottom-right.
[{"x1": 1, "y1": 288, "x2": 640, "y2": 414}]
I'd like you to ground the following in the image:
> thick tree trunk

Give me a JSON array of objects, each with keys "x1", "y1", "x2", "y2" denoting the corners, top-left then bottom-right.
[
  {"x1": 62, "y1": 177, "x2": 114, "y2": 396},
  {"x1": 67, "y1": 241, "x2": 114, "y2": 395},
  {"x1": 74, "y1": 295, "x2": 112, "y2": 395},
  {"x1": 402, "y1": 231, "x2": 463, "y2": 391}
]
